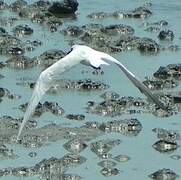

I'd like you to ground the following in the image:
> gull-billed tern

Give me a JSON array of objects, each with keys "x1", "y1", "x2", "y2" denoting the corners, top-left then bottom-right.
[{"x1": 17, "y1": 45, "x2": 167, "y2": 140}]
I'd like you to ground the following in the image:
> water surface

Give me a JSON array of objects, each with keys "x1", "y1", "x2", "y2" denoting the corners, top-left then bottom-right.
[{"x1": 0, "y1": 0, "x2": 181, "y2": 180}]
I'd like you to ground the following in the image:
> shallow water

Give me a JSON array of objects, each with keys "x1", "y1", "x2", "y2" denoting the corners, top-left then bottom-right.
[{"x1": 0, "y1": 0, "x2": 181, "y2": 180}]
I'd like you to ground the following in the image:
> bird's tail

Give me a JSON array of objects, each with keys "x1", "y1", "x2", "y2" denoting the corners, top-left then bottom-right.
[
  {"x1": 101, "y1": 53, "x2": 168, "y2": 110},
  {"x1": 17, "y1": 80, "x2": 46, "y2": 140}
]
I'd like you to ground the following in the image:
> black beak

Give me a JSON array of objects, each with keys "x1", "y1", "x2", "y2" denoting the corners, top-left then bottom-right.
[{"x1": 66, "y1": 48, "x2": 73, "y2": 55}]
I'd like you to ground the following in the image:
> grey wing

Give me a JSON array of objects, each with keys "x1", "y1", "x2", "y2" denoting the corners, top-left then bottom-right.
[
  {"x1": 115, "y1": 62, "x2": 168, "y2": 110},
  {"x1": 100, "y1": 52, "x2": 168, "y2": 110}
]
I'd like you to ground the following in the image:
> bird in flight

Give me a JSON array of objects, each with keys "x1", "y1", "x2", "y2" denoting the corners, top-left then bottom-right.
[{"x1": 17, "y1": 45, "x2": 167, "y2": 140}]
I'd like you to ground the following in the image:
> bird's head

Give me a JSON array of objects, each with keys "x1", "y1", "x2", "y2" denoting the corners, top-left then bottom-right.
[{"x1": 69, "y1": 45, "x2": 110, "y2": 69}]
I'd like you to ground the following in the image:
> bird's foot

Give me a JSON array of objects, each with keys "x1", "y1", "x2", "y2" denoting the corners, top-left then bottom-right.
[{"x1": 92, "y1": 66, "x2": 104, "y2": 75}]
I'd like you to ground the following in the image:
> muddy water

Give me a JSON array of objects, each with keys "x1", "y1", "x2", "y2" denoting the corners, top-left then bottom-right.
[{"x1": 0, "y1": 0, "x2": 181, "y2": 180}]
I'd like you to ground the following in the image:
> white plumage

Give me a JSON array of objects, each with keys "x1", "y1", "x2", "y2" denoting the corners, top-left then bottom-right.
[{"x1": 17, "y1": 45, "x2": 166, "y2": 140}]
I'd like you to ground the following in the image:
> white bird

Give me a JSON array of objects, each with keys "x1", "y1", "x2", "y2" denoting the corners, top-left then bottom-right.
[{"x1": 17, "y1": 45, "x2": 167, "y2": 139}]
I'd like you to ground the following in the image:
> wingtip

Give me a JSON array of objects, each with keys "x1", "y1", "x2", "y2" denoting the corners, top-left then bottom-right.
[
  {"x1": 154, "y1": 100, "x2": 169, "y2": 111},
  {"x1": 113, "y1": 60, "x2": 170, "y2": 111},
  {"x1": 16, "y1": 131, "x2": 21, "y2": 141},
  {"x1": 16, "y1": 137, "x2": 21, "y2": 142}
]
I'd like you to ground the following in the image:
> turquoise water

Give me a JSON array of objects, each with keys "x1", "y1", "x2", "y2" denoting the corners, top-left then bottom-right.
[{"x1": 0, "y1": 0, "x2": 181, "y2": 179}]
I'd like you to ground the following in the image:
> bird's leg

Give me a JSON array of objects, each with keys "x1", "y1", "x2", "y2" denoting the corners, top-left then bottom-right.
[{"x1": 91, "y1": 65, "x2": 104, "y2": 75}]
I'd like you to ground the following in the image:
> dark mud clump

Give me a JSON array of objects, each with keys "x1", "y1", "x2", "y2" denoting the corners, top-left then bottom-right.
[
  {"x1": 0, "y1": 116, "x2": 104, "y2": 147},
  {"x1": 0, "y1": 27, "x2": 7, "y2": 35},
  {"x1": 9, "y1": 0, "x2": 28, "y2": 12},
  {"x1": 144, "y1": 26, "x2": 160, "y2": 33},
  {"x1": 154, "y1": 20, "x2": 168, "y2": 26},
  {"x1": 152, "y1": 140, "x2": 179, "y2": 153},
  {"x1": 62, "y1": 23, "x2": 135, "y2": 52},
  {"x1": 152, "y1": 128, "x2": 180, "y2": 153},
  {"x1": 0, "y1": 87, "x2": 10, "y2": 98},
  {"x1": 16, "y1": 78, "x2": 109, "y2": 92},
  {"x1": 81, "y1": 118, "x2": 142, "y2": 137},
  {"x1": 142, "y1": 20, "x2": 168, "y2": 33},
  {"x1": 63, "y1": 138, "x2": 88, "y2": 154},
  {"x1": 158, "y1": 30, "x2": 174, "y2": 41},
  {"x1": 143, "y1": 79, "x2": 178, "y2": 90},
  {"x1": 86, "y1": 95, "x2": 147, "y2": 116},
  {"x1": 142, "y1": 64, "x2": 181, "y2": 115},
  {"x1": 88, "y1": 6, "x2": 152, "y2": 19},
  {"x1": 149, "y1": 168, "x2": 179, "y2": 180},
  {"x1": 90, "y1": 139, "x2": 121, "y2": 158},
  {"x1": 49, "y1": 79, "x2": 109, "y2": 91},
  {"x1": 81, "y1": 121, "x2": 101, "y2": 129},
  {"x1": 18, "y1": 134, "x2": 46, "y2": 148},
  {"x1": 63, "y1": 23, "x2": 166, "y2": 54},
  {"x1": 23, "y1": 122, "x2": 100, "y2": 150},
  {"x1": 0, "y1": 144, "x2": 18, "y2": 160},
  {"x1": 114, "y1": 6, "x2": 152, "y2": 18},
  {"x1": 114, "y1": 35, "x2": 140, "y2": 51},
  {"x1": 0, "y1": 154, "x2": 85, "y2": 179},
  {"x1": 100, "y1": 91, "x2": 120, "y2": 100},
  {"x1": 154, "y1": 64, "x2": 181, "y2": 80},
  {"x1": 115, "y1": 36, "x2": 160, "y2": 53},
  {"x1": 24, "y1": 39, "x2": 42, "y2": 52},
  {"x1": 63, "y1": 25, "x2": 84, "y2": 36},
  {"x1": 0, "y1": 0, "x2": 8, "y2": 10},
  {"x1": 0, "y1": 62, "x2": 5, "y2": 69},
  {"x1": 0, "y1": 33, "x2": 40, "y2": 56},
  {"x1": 0, "y1": 34, "x2": 25, "y2": 56},
  {"x1": 65, "y1": 114, "x2": 85, "y2": 121},
  {"x1": 48, "y1": 0, "x2": 79, "y2": 16},
  {"x1": 99, "y1": 118, "x2": 142, "y2": 136},
  {"x1": 100, "y1": 167, "x2": 120, "y2": 177},
  {"x1": 0, "y1": 87, "x2": 20, "y2": 100},
  {"x1": 3, "y1": 0, "x2": 79, "y2": 33},
  {"x1": 152, "y1": 128, "x2": 181, "y2": 142},
  {"x1": 19, "y1": 101, "x2": 65, "y2": 117},
  {"x1": 13, "y1": 24, "x2": 34, "y2": 36},
  {"x1": 97, "y1": 160, "x2": 117, "y2": 168},
  {"x1": 0, "y1": 115, "x2": 37, "y2": 143},
  {"x1": 4, "y1": 48, "x2": 63, "y2": 70},
  {"x1": 137, "y1": 37, "x2": 160, "y2": 54},
  {"x1": 86, "y1": 90, "x2": 179, "y2": 117},
  {"x1": 6, "y1": 46, "x2": 25, "y2": 56},
  {"x1": 5, "y1": 55, "x2": 36, "y2": 69},
  {"x1": 101, "y1": 24, "x2": 134, "y2": 36}
]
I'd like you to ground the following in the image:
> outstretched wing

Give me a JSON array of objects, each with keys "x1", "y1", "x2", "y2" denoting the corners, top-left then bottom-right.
[
  {"x1": 115, "y1": 62, "x2": 168, "y2": 110},
  {"x1": 17, "y1": 49, "x2": 85, "y2": 139},
  {"x1": 100, "y1": 52, "x2": 168, "y2": 110},
  {"x1": 17, "y1": 74, "x2": 50, "y2": 140}
]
